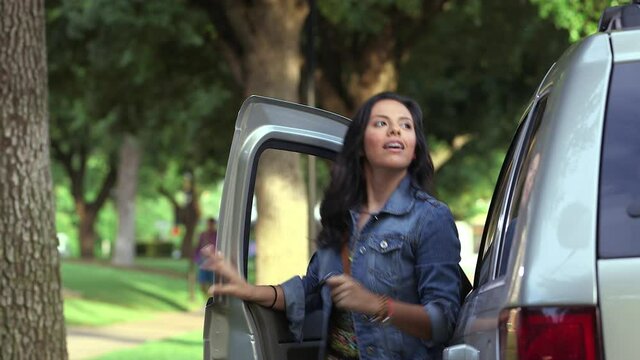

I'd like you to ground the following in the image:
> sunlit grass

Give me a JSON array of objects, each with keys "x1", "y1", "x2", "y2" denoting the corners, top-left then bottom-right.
[
  {"x1": 62, "y1": 260, "x2": 205, "y2": 326},
  {"x1": 135, "y1": 257, "x2": 192, "y2": 274},
  {"x1": 92, "y1": 330, "x2": 202, "y2": 360}
]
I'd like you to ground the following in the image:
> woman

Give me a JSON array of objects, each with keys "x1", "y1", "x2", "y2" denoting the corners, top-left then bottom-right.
[{"x1": 202, "y1": 92, "x2": 462, "y2": 359}]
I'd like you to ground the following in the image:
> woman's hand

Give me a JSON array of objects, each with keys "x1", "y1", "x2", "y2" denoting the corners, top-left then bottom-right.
[
  {"x1": 200, "y1": 245, "x2": 254, "y2": 301},
  {"x1": 325, "y1": 274, "x2": 381, "y2": 315}
]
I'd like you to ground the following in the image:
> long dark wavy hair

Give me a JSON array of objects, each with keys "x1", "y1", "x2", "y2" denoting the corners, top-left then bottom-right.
[{"x1": 316, "y1": 92, "x2": 435, "y2": 249}]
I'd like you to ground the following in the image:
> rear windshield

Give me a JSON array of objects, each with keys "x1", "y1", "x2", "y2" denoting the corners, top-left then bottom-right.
[{"x1": 598, "y1": 61, "x2": 640, "y2": 258}]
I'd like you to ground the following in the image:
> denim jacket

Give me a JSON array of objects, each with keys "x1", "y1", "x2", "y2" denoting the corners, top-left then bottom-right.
[{"x1": 281, "y1": 176, "x2": 462, "y2": 360}]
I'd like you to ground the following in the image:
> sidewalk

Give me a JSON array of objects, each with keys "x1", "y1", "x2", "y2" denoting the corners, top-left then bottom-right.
[{"x1": 67, "y1": 310, "x2": 204, "y2": 360}]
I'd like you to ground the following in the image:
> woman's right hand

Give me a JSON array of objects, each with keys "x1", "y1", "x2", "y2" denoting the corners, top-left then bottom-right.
[{"x1": 200, "y1": 245, "x2": 254, "y2": 301}]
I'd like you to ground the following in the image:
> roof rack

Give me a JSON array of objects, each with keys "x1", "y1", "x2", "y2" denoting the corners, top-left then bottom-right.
[{"x1": 599, "y1": 0, "x2": 640, "y2": 32}]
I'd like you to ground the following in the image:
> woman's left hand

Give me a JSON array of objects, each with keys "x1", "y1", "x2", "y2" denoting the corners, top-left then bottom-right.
[{"x1": 325, "y1": 274, "x2": 380, "y2": 315}]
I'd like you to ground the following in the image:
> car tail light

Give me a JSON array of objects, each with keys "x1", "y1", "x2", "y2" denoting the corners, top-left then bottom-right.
[{"x1": 499, "y1": 307, "x2": 601, "y2": 360}]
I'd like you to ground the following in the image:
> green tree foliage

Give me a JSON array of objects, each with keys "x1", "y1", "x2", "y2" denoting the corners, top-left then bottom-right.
[
  {"x1": 530, "y1": 0, "x2": 623, "y2": 41},
  {"x1": 315, "y1": 0, "x2": 447, "y2": 111},
  {"x1": 318, "y1": 0, "x2": 424, "y2": 34},
  {"x1": 399, "y1": 0, "x2": 570, "y2": 219},
  {"x1": 47, "y1": 0, "x2": 238, "y2": 257}
]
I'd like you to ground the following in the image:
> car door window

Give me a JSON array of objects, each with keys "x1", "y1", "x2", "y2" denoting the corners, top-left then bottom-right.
[
  {"x1": 475, "y1": 112, "x2": 529, "y2": 287},
  {"x1": 497, "y1": 94, "x2": 549, "y2": 277},
  {"x1": 475, "y1": 93, "x2": 551, "y2": 286},
  {"x1": 598, "y1": 61, "x2": 640, "y2": 258}
]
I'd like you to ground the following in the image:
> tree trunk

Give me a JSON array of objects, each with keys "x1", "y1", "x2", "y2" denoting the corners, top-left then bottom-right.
[
  {"x1": 77, "y1": 203, "x2": 98, "y2": 258},
  {"x1": 254, "y1": 149, "x2": 309, "y2": 284},
  {"x1": 193, "y1": 0, "x2": 313, "y2": 283},
  {"x1": 207, "y1": 0, "x2": 310, "y2": 284},
  {"x1": 180, "y1": 196, "x2": 199, "y2": 260},
  {"x1": 65, "y1": 162, "x2": 116, "y2": 259},
  {"x1": 113, "y1": 134, "x2": 140, "y2": 266},
  {"x1": 347, "y1": 26, "x2": 398, "y2": 109},
  {"x1": 241, "y1": 3, "x2": 310, "y2": 285},
  {"x1": 0, "y1": 0, "x2": 68, "y2": 358},
  {"x1": 179, "y1": 172, "x2": 200, "y2": 259}
]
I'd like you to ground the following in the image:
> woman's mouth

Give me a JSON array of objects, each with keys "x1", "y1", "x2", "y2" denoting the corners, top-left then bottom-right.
[{"x1": 383, "y1": 141, "x2": 405, "y2": 150}]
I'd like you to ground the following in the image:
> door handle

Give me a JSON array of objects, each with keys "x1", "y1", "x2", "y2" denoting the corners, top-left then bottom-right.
[{"x1": 443, "y1": 344, "x2": 480, "y2": 360}]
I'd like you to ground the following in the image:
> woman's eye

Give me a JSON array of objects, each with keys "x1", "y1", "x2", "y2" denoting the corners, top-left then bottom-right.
[
  {"x1": 401, "y1": 122, "x2": 413, "y2": 130},
  {"x1": 374, "y1": 120, "x2": 387, "y2": 127}
]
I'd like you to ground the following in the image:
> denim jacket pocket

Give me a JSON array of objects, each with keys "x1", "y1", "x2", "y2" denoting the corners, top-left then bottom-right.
[
  {"x1": 365, "y1": 234, "x2": 405, "y2": 292},
  {"x1": 367, "y1": 234, "x2": 404, "y2": 254}
]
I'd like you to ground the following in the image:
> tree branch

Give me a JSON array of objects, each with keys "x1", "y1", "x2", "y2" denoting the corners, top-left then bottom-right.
[
  {"x1": 432, "y1": 134, "x2": 474, "y2": 171},
  {"x1": 158, "y1": 186, "x2": 179, "y2": 209},
  {"x1": 51, "y1": 139, "x2": 85, "y2": 203},
  {"x1": 189, "y1": 0, "x2": 246, "y2": 84},
  {"x1": 89, "y1": 160, "x2": 117, "y2": 212}
]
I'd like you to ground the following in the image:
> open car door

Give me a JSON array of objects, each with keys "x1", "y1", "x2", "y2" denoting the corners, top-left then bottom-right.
[{"x1": 203, "y1": 96, "x2": 349, "y2": 360}]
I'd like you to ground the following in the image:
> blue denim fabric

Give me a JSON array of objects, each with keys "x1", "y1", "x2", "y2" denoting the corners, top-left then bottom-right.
[{"x1": 281, "y1": 176, "x2": 462, "y2": 360}]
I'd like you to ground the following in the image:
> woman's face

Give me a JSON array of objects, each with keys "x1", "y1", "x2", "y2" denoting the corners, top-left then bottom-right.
[{"x1": 362, "y1": 99, "x2": 416, "y2": 173}]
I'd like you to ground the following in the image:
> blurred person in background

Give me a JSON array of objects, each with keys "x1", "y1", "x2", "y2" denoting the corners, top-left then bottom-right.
[{"x1": 194, "y1": 217, "x2": 217, "y2": 297}]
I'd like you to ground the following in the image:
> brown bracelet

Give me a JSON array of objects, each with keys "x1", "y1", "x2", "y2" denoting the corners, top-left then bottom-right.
[{"x1": 268, "y1": 285, "x2": 278, "y2": 309}]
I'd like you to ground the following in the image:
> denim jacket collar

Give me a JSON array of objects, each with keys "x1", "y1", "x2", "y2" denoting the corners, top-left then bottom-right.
[{"x1": 349, "y1": 174, "x2": 416, "y2": 218}]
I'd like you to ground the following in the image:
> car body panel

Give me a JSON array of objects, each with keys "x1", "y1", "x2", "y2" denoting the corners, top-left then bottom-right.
[
  {"x1": 451, "y1": 112, "x2": 531, "y2": 359},
  {"x1": 610, "y1": 28, "x2": 640, "y2": 63},
  {"x1": 598, "y1": 259, "x2": 640, "y2": 359},
  {"x1": 204, "y1": 96, "x2": 349, "y2": 360},
  {"x1": 597, "y1": 30, "x2": 640, "y2": 360},
  {"x1": 515, "y1": 34, "x2": 611, "y2": 306},
  {"x1": 446, "y1": 33, "x2": 616, "y2": 360}
]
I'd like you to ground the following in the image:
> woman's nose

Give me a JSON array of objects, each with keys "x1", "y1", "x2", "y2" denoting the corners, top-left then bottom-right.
[{"x1": 388, "y1": 123, "x2": 400, "y2": 135}]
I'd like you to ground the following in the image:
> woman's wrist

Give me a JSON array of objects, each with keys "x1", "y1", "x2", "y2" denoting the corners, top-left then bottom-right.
[
  {"x1": 364, "y1": 294, "x2": 386, "y2": 316},
  {"x1": 244, "y1": 284, "x2": 258, "y2": 302},
  {"x1": 369, "y1": 295, "x2": 393, "y2": 324}
]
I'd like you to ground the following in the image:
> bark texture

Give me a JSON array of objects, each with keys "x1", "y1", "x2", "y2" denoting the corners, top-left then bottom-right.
[
  {"x1": 112, "y1": 134, "x2": 141, "y2": 266},
  {"x1": 0, "y1": 0, "x2": 68, "y2": 358}
]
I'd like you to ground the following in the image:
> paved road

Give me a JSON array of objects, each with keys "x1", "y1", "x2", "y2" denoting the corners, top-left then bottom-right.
[{"x1": 66, "y1": 310, "x2": 204, "y2": 360}]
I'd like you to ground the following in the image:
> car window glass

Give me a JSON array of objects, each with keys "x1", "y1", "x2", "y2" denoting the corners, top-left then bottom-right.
[
  {"x1": 498, "y1": 95, "x2": 549, "y2": 277},
  {"x1": 599, "y1": 61, "x2": 640, "y2": 258},
  {"x1": 247, "y1": 148, "x2": 333, "y2": 284},
  {"x1": 475, "y1": 113, "x2": 529, "y2": 287}
]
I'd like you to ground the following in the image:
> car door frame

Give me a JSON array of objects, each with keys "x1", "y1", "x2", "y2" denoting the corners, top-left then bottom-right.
[
  {"x1": 203, "y1": 96, "x2": 350, "y2": 360},
  {"x1": 445, "y1": 82, "x2": 554, "y2": 359}
]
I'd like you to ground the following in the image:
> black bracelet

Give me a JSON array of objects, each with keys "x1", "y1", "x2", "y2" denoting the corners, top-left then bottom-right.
[{"x1": 268, "y1": 285, "x2": 278, "y2": 309}]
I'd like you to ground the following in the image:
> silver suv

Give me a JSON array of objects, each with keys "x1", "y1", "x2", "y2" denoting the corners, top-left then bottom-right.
[
  {"x1": 445, "y1": 2, "x2": 640, "y2": 360},
  {"x1": 203, "y1": 3, "x2": 640, "y2": 359}
]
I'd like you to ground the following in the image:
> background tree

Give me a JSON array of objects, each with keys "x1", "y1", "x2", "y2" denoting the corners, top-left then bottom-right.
[
  {"x1": 0, "y1": 0, "x2": 67, "y2": 358},
  {"x1": 47, "y1": 0, "x2": 119, "y2": 258},
  {"x1": 315, "y1": 0, "x2": 449, "y2": 114},
  {"x1": 47, "y1": 0, "x2": 237, "y2": 261},
  {"x1": 191, "y1": 0, "x2": 311, "y2": 284}
]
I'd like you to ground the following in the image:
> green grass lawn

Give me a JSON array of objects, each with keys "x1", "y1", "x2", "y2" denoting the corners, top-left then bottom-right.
[
  {"x1": 92, "y1": 330, "x2": 202, "y2": 360},
  {"x1": 135, "y1": 257, "x2": 193, "y2": 274},
  {"x1": 62, "y1": 259, "x2": 206, "y2": 326}
]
